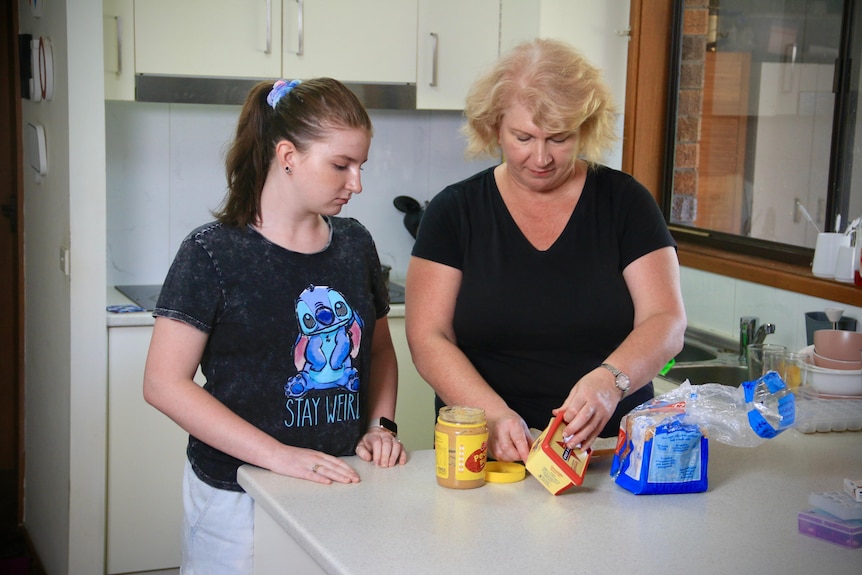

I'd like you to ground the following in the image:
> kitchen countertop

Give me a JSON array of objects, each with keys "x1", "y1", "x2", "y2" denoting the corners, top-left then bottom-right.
[
  {"x1": 107, "y1": 286, "x2": 156, "y2": 327},
  {"x1": 239, "y1": 431, "x2": 862, "y2": 575}
]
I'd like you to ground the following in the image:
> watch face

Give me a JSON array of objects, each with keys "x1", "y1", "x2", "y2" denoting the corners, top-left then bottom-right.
[
  {"x1": 377, "y1": 417, "x2": 398, "y2": 435},
  {"x1": 617, "y1": 374, "x2": 631, "y2": 392}
]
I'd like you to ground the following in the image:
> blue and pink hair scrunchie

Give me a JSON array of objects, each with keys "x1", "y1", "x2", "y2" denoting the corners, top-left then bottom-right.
[{"x1": 267, "y1": 79, "x2": 302, "y2": 109}]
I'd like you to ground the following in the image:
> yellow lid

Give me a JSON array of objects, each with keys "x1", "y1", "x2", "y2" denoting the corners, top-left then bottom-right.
[{"x1": 484, "y1": 461, "x2": 526, "y2": 483}]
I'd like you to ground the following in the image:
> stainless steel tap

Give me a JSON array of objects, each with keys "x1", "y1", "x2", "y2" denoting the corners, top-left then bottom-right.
[
  {"x1": 753, "y1": 323, "x2": 776, "y2": 345},
  {"x1": 740, "y1": 316, "x2": 758, "y2": 360},
  {"x1": 739, "y1": 316, "x2": 776, "y2": 362}
]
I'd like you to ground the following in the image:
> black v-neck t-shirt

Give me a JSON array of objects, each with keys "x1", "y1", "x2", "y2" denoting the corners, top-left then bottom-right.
[{"x1": 412, "y1": 165, "x2": 675, "y2": 435}]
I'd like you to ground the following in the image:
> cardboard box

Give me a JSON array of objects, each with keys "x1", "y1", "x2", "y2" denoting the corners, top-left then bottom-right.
[
  {"x1": 526, "y1": 413, "x2": 591, "y2": 495},
  {"x1": 845, "y1": 478, "x2": 862, "y2": 503}
]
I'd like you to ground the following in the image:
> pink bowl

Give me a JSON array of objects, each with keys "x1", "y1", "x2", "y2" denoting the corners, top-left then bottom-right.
[
  {"x1": 813, "y1": 329, "x2": 862, "y2": 362},
  {"x1": 812, "y1": 350, "x2": 862, "y2": 371}
]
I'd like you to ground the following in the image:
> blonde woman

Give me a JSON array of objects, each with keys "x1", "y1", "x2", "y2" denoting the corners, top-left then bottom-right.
[{"x1": 406, "y1": 39, "x2": 686, "y2": 463}]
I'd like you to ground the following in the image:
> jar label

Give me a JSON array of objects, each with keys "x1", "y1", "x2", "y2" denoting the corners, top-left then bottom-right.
[
  {"x1": 436, "y1": 430, "x2": 488, "y2": 482},
  {"x1": 435, "y1": 430, "x2": 450, "y2": 479},
  {"x1": 464, "y1": 444, "x2": 487, "y2": 474}
]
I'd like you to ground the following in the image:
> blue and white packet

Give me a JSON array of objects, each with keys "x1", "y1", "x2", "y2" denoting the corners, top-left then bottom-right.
[{"x1": 610, "y1": 397, "x2": 708, "y2": 495}]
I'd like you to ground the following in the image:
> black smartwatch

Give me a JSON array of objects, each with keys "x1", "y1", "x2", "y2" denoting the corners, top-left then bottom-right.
[{"x1": 368, "y1": 416, "x2": 398, "y2": 437}]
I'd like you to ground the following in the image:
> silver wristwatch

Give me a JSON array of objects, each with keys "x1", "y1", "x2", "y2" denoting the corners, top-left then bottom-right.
[{"x1": 600, "y1": 363, "x2": 631, "y2": 397}]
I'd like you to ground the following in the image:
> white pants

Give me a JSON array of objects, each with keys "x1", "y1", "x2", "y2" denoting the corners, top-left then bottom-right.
[{"x1": 181, "y1": 460, "x2": 254, "y2": 575}]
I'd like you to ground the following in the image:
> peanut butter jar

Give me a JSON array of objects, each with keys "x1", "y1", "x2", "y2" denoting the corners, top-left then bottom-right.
[{"x1": 435, "y1": 406, "x2": 488, "y2": 489}]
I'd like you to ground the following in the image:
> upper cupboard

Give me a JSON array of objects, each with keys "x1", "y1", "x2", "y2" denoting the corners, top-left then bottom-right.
[
  {"x1": 135, "y1": 0, "x2": 419, "y2": 83},
  {"x1": 103, "y1": 0, "x2": 630, "y2": 111}
]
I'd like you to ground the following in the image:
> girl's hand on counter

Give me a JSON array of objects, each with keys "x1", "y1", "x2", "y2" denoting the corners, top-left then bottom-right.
[
  {"x1": 487, "y1": 410, "x2": 533, "y2": 462},
  {"x1": 272, "y1": 447, "x2": 361, "y2": 485},
  {"x1": 355, "y1": 428, "x2": 407, "y2": 468},
  {"x1": 554, "y1": 368, "x2": 619, "y2": 451}
]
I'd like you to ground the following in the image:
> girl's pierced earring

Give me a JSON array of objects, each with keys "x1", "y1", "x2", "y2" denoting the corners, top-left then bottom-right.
[{"x1": 285, "y1": 166, "x2": 292, "y2": 175}]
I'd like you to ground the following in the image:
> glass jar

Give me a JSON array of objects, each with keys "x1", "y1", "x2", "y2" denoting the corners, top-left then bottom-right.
[{"x1": 434, "y1": 406, "x2": 488, "y2": 489}]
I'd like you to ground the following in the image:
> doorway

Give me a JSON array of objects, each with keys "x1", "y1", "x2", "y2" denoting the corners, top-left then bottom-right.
[{"x1": 0, "y1": 0, "x2": 24, "y2": 532}]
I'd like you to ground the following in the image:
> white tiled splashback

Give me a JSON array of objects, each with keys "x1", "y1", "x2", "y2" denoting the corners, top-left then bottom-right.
[
  {"x1": 106, "y1": 101, "x2": 856, "y2": 346},
  {"x1": 681, "y1": 267, "x2": 862, "y2": 352},
  {"x1": 105, "y1": 101, "x2": 498, "y2": 286},
  {"x1": 106, "y1": 102, "x2": 623, "y2": 285}
]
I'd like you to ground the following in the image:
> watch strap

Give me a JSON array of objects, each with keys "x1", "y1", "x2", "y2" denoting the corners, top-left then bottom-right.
[
  {"x1": 600, "y1": 363, "x2": 631, "y2": 396},
  {"x1": 600, "y1": 362, "x2": 621, "y2": 377}
]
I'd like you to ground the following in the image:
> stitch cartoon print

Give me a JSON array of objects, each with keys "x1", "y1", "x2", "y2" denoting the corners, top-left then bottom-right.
[{"x1": 285, "y1": 285, "x2": 363, "y2": 398}]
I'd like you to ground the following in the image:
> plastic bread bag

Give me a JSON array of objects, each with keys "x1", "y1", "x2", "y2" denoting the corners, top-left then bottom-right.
[
  {"x1": 679, "y1": 371, "x2": 796, "y2": 448},
  {"x1": 610, "y1": 397, "x2": 708, "y2": 495},
  {"x1": 610, "y1": 372, "x2": 795, "y2": 494}
]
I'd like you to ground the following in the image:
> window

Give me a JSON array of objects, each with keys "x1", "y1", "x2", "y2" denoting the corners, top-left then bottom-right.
[{"x1": 664, "y1": 0, "x2": 860, "y2": 267}]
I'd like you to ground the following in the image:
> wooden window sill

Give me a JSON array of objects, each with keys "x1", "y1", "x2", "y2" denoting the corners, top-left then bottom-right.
[{"x1": 678, "y1": 240, "x2": 862, "y2": 306}]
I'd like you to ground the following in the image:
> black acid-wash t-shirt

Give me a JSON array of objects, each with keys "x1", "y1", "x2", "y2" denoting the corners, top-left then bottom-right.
[
  {"x1": 412, "y1": 165, "x2": 676, "y2": 436},
  {"x1": 155, "y1": 217, "x2": 389, "y2": 491}
]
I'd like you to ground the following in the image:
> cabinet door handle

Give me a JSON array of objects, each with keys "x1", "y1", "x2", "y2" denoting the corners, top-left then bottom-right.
[
  {"x1": 296, "y1": 0, "x2": 305, "y2": 56},
  {"x1": 104, "y1": 15, "x2": 122, "y2": 76},
  {"x1": 115, "y1": 16, "x2": 122, "y2": 75},
  {"x1": 429, "y1": 32, "x2": 438, "y2": 87},
  {"x1": 265, "y1": 0, "x2": 272, "y2": 54}
]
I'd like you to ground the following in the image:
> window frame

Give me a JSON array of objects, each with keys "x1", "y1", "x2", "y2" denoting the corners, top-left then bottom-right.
[{"x1": 622, "y1": 0, "x2": 862, "y2": 306}]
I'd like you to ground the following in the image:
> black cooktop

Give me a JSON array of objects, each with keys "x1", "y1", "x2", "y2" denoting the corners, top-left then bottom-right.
[
  {"x1": 115, "y1": 284, "x2": 161, "y2": 311},
  {"x1": 117, "y1": 282, "x2": 405, "y2": 311},
  {"x1": 388, "y1": 282, "x2": 405, "y2": 304}
]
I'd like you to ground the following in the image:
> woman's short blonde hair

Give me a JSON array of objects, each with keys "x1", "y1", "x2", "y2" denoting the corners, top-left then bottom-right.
[{"x1": 462, "y1": 38, "x2": 617, "y2": 165}]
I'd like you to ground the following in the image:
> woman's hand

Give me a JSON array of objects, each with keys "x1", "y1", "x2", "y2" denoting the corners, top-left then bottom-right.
[
  {"x1": 554, "y1": 367, "x2": 620, "y2": 451},
  {"x1": 487, "y1": 409, "x2": 534, "y2": 462},
  {"x1": 355, "y1": 428, "x2": 407, "y2": 468}
]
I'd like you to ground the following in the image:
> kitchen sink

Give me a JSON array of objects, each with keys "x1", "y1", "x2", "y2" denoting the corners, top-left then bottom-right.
[
  {"x1": 662, "y1": 364, "x2": 749, "y2": 387},
  {"x1": 659, "y1": 327, "x2": 747, "y2": 387},
  {"x1": 675, "y1": 342, "x2": 717, "y2": 363}
]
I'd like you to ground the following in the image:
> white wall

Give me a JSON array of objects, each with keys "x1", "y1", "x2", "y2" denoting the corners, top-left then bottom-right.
[
  {"x1": 18, "y1": 1, "x2": 108, "y2": 574},
  {"x1": 105, "y1": 104, "x2": 499, "y2": 285},
  {"x1": 105, "y1": 104, "x2": 624, "y2": 286},
  {"x1": 105, "y1": 102, "x2": 859, "y2": 352},
  {"x1": 682, "y1": 267, "x2": 862, "y2": 351}
]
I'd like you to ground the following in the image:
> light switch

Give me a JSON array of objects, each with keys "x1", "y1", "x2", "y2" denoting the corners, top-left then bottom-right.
[
  {"x1": 27, "y1": 122, "x2": 47, "y2": 177},
  {"x1": 59, "y1": 246, "x2": 70, "y2": 276}
]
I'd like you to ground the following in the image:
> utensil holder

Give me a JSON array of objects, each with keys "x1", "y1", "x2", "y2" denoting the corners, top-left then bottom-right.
[{"x1": 804, "y1": 311, "x2": 858, "y2": 346}]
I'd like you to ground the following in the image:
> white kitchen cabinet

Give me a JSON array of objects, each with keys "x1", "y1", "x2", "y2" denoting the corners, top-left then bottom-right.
[
  {"x1": 389, "y1": 314, "x2": 436, "y2": 451},
  {"x1": 416, "y1": 0, "x2": 501, "y2": 110},
  {"x1": 104, "y1": 315, "x2": 431, "y2": 573},
  {"x1": 134, "y1": 0, "x2": 417, "y2": 84},
  {"x1": 500, "y1": 0, "x2": 631, "y2": 109},
  {"x1": 281, "y1": 0, "x2": 418, "y2": 83},
  {"x1": 107, "y1": 325, "x2": 189, "y2": 574},
  {"x1": 135, "y1": 0, "x2": 283, "y2": 78},
  {"x1": 103, "y1": 0, "x2": 135, "y2": 101}
]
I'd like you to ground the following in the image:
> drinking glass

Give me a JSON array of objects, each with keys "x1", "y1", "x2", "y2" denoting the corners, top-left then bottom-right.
[
  {"x1": 747, "y1": 343, "x2": 787, "y2": 382},
  {"x1": 777, "y1": 352, "x2": 805, "y2": 393}
]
